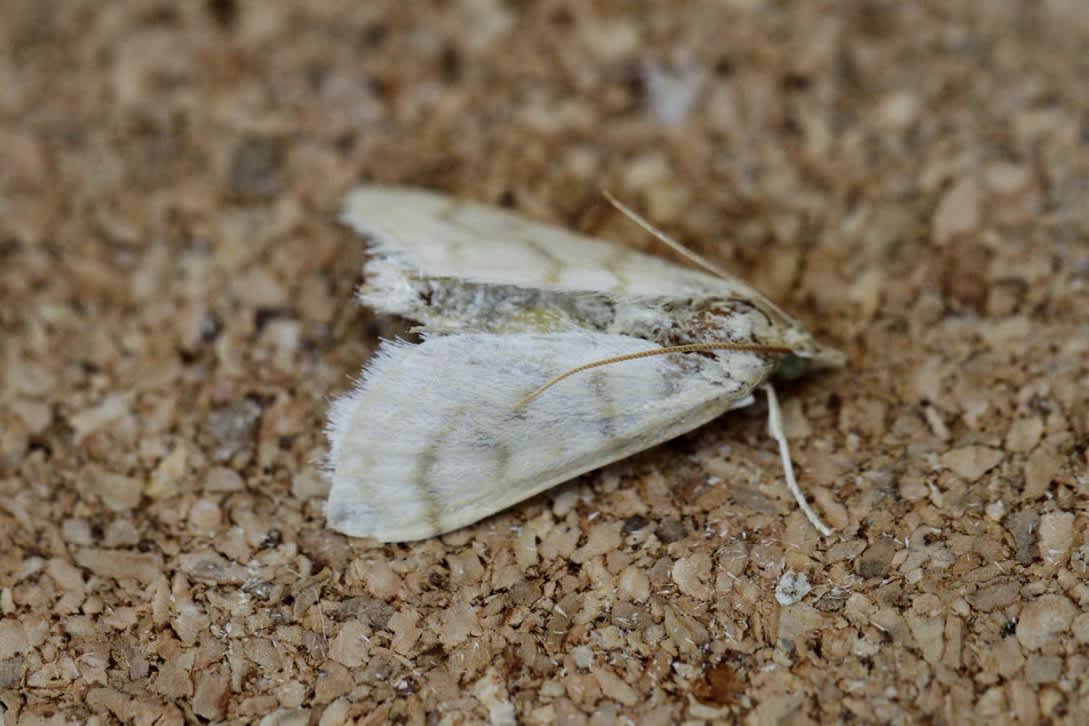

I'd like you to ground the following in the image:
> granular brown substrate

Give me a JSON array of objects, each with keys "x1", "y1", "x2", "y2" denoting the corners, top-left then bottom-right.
[{"x1": 2, "y1": 2, "x2": 1088, "y2": 723}]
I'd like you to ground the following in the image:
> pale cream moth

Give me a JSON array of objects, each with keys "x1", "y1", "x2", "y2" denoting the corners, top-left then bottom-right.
[{"x1": 325, "y1": 186, "x2": 844, "y2": 542}]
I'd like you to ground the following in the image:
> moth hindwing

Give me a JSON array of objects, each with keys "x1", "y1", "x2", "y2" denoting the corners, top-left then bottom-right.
[{"x1": 326, "y1": 185, "x2": 842, "y2": 542}]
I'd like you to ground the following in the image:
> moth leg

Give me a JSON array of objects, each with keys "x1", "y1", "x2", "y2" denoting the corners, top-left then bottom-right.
[{"x1": 763, "y1": 383, "x2": 833, "y2": 536}]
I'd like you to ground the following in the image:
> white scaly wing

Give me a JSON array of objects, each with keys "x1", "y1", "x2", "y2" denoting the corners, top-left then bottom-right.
[
  {"x1": 325, "y1": 331, "x2": 772, "y2": 542},
  {"x1": 341, "y1": 185, "x2": 846, "y2": 368},
  {"x1": 341, "y1": 185, "x2": 771, "y2": 300}
]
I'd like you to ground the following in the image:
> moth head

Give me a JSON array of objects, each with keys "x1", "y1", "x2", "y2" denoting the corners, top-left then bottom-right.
[
  {"x1": 776, "y1": 324, "x2": 846, "y2": 374},
  {"x1": 774, "y1": 353, "x2": 812, "y2": 380},
  {"x1": 692, "y1": 299, "x2": 845, "y2": 375}
]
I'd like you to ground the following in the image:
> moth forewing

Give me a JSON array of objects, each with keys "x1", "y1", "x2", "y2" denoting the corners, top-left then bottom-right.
[
  {"x1": 325, "y1": 332, "x2": 769, "y2": 541},
  {"x1": 326, "y1": 185, "x2": 843, "y2": 542}
]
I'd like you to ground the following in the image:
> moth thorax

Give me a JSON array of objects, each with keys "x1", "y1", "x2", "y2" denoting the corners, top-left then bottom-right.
[{"x1": 673, "y1": 299, "x2": 774, "y2": 346}]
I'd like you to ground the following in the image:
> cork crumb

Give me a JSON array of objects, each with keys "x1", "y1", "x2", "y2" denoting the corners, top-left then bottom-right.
[{"x1": 2, "y1": 2, "x2": 1087, "y2": 723}]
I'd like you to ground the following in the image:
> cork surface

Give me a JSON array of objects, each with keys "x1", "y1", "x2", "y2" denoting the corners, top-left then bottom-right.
[{"x1": 3, "y1": 1, "x2": 1089, "y2": 723}]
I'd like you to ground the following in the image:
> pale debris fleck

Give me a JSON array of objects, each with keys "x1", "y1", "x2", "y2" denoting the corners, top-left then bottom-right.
[
  {"x1": 69, "y1": 394, "x2": 130, "y2": 443},
  {"x1": 147, "y1": 444, "x2": 190, "y2": 500},
  {"x1": 388, "y1": 608, "x2": 422, "y2": 656},
  {"x1": 1037, "y1": 511, "x2": 1074, "y2": 568},
  {"x1": 905, "y1": 614, "x2": 945, "y2": 663},
  {"x1": 1007, "y1": 508, "x2": 1041, "y2": 567},
  {"x1": 775, "y1": 570, "x2": 813, "y2": 606},
  {"x1": 230, "y1": 266, "x2": 289, "y2": 307},
  {"x1": 350, "y1": 558, "x2": 401, "y2": 601},
  {"x1": 290, "y1": 465, "x2": 328, "y2": 499},
  {"x1": 663, "y1": 603, "x2": 710, "y2": 655},
  {"x1": 592, "y1": 665, "x2": 639, "y2": 706},
  {"x1": 89, "y1": 466, "x2": 143, "y2": 512},
  {"x1": 11, "y1": 398, "x2": 51, "y2": 434},
  {"x1": 1071, "y1": 612, "x2": 1089, "y2": 644},
  {"x1": 688, "y1": 693, "x2": 736, "y2": 721},
  {"x1": 318, "y1": 699, "x2": 351, "y2": 726},
  {"x1": 207, "y1": 399, "x2": 262, "y2": 463},
  {"x1": 571, "y1": 521, "x2": 622, "y2": 563},
  {"x1": 153, "y1": 650, "x2": 195, "y2": 699},
  {"x1": 61, "y1": 518, "x2": 94, "y2": 546},
  {"x1": 875, "y1": 89, "x2": 921, "y2": 129},
  {"x1": 672, "y1": 552, "x2": 712, "y2": 600},
  {"x1": 1006, "y1": 416, "x2": 1044, "y2": 453},
  {"x1": 438, "y1": 599, "x2": 480, "y2": 649},
  {"x1": 73, "y1": 548, "x2": 163, "y2": 585},
  {"x1": 1016, "y1": 593, "x2": 1076, "y2": 651},
  {"x1": 985, "y1": 162, "x2": 1041, "y2": 223},
  {"x1": 618, "y1": 566, "x2": 651, "y2": 602},
  {"x1": 1024, "y1": 446, "x2": 1061, "y2": 499},
  {"x1": 924, "y1": 405, "x2": 951, "y2": 441},
  {"x1": 1025, "y1": 654, "x2": 1063, "y2": 684},
  {"x1": 458, "y1": 0, "x2": 514, "y2": 51},
  {"x1": 571, "y1": 645, "x2": 593, "y2": 670},
  {"x1": 932, "y1": 177, "x2": 981, "y2": 245},
  {"x1": 328, "y1": 620, "x2": 372, "y2": 670},
  {"x1": 643, "y1": 58, "x2": 705, "y2": 126},
  {"x1": 257, "y1": 708, "x2": 310, "y2": 726},
  {"x1": 185, "y1": 500, "x2": 223, "y2": 539},
  {"x1": 177, "y1": 552, "x2": 248, "y2": 585},
  {"x1": 0, "y1": 621, "x2": 29, "y2": 661},
  {"x1": 192, "y1": 667, "x2": 229, "y2": 720},
  {"x1": 984, "y1": 499, "x2": 1007, "y2": 522},
  {"x1": 939, "y1": 446, "x2": 1003, "y2": 481},
  {"x1": 204, "y1": 466, "x2": 244, "y2": 492},
  {"x1": 778, "y1": 602, "x2": 826, "y2": 641},
  {"x1": 578, "y1": 19, "x2": 639, "y2": 61},
  {"x1": 472, "y1": 666, "x2": 517, "y2": 726}
]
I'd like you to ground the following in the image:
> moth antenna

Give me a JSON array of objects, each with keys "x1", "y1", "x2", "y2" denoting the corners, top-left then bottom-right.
[
  {"x1": 763, "y1": 383, "x2": 833, "y2": 536},
  {"x1": 601, "y1": 188, "x2": 733, "y2": 281},
  {"x1": 515, "y1": 342, "x2": 792, "y2": 409},
  {"x1": 601, "y1": 190, "x2": 802, "y2": 329}
]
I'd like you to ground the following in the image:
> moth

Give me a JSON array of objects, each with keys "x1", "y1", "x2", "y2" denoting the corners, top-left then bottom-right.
[{"x1": 326, "y1": 185, "x2": 844, "y2": 542}]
